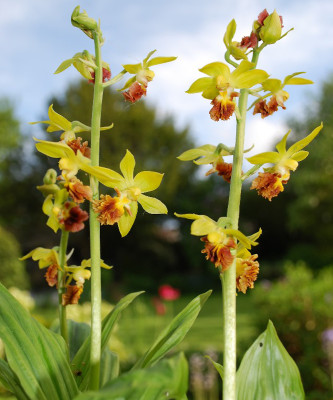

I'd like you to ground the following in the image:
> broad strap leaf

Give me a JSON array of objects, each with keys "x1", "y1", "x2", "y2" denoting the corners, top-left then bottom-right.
[
  {"x1": 73, "y1": 353, "x2": 188, "y2": 400},
  {"x1": 72, "y1": 291, "x2": 143, "y2": 391},
  {"x1": 237, "y1": 320, "x2": 305, "y2": 400},
  {"x1": 0, "y1": 283, "x2": 79, "y2": 400},
  {"x1": 133, "y1": 290, "x2": 212, "y2": 369}
]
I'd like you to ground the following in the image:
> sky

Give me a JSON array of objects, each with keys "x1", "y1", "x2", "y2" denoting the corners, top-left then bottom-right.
[{"x1": 0, "y1": 0, "x2": 332, "y2": 157}]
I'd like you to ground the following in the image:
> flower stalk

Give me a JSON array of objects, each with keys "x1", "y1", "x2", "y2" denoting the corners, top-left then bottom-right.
[
  {"x1": 58, "y1": 229, "x2": 69, "y2": 347},
  {"x1": 89, "y1": 30, "x2": 104, "y2": 390},
  {"x1": 222, "y1": 49, "x2": 260, "y2": 400}
]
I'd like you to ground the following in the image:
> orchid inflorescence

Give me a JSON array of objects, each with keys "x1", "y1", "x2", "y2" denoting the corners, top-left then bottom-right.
[
  {"x1": 25, "y1": 5, "x2": 176, "y2": 306},
  {"x1": 176, "y1": 8, "x2": 323, "y2": 295}
]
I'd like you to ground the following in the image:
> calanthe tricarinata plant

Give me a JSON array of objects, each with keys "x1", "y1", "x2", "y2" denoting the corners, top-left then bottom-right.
[
  {"x1": 0, "y1": 6, "x2": 212, "y2": 400},
  {"x1": 177, "y1": 8, "x2": 322, "y2": 400}
]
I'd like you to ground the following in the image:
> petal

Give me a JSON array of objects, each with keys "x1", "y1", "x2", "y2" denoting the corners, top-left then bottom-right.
[
  {"x1": 275, "y1": 130, "x2": 291, "y2": 154},
  {"x1": 34, "y1": 138, "x2": 74, "y2": 159},
  {"x1": 191, "y1": 216, "x2": 218, "y2": 236},
  {"x1": 138, "y1": 194, "x2": 167, "y2": 214},
  {"x1": 291, "y1": 150, "x2": 309, "y2": 162},
  {"x1": 225, "y1": 229, "x2": 252, "y2": 249},
  {"x1": 186, "y1": 77, "x2": 216, "y2": 94},
  {"x1": 285, "y1": 77, "x2": 313, "y2": 85},
  {"x1": 82, "y1": 164, "x2": 124, "y2": 188},
  {"x1": 143, "y1": 50, "x2": 157, "y2": 64},
  {"x1": 199, "y1": 62, "x2": 230, "y2": 77},
  {"x1": 174, "y1": 212, "x2": 201, "y2": 220},
  {"x1": 223, "y1": 19, "x2": 237, "y2": 47},
  {"x1": 134, "y1": 171, "x2": 164, "y2": 193},
  {"x1": 247, "y1": 152, "x2": 281, "y2": 165},
  {"x1": 231, "y1": 69, "x2": 269, "y2": 89},
  {"x1": 48, "y1": 104, "x2": 72, "y2": 131},
  {"x1": 122, "y1": 63, "x2": 142, "y2": 74},
  {"x1": 42, "y1": 195, "x2": 54, "y2": 216},
  {"x1": 118, "y1": 76, "x2": 136, "y2": 91},
  {"x1": 262, "y1": 79, "x2": 282, "y2": 93},
  {"x1": 177, "y1": 145, "x2": 216, "y2": 161},
  {"x1": 147, "y1": 56, "x2": 177, "y2": 67},
  {"x1": 118, "y1": 201, "x2": 138, "y2": 237},
  {"x1": 286, "y1": 123, "x2": 323, "y2": 156},
  {"x1": 120, "y1": 150, "x2": 135, "y2": 184},
  {"x1": 54, "y1": 58, "x2": 75, "y2": 74}
]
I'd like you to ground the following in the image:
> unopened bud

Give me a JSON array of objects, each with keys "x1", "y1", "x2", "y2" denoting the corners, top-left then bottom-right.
[
  {"x1": 259, "y1": 10, "x2": 282, "y2": 44},
  {"x1": 71, "y1": 6, "x2": 98, "y2": 39},
  {"x1": 43, "y1": 169, "x2": 57, "y2": 185}
]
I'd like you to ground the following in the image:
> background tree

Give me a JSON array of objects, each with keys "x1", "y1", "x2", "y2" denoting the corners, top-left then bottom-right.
[{"x1": 284, "y1": 76, "x2": 333, "y2": 268}]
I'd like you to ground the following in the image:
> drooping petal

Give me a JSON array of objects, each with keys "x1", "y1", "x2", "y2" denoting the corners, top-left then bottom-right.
[
  {"x1": 134, "y1": 171, "x2": 164, "y2": 193},
  {"x1": 120, "y1": 150, "x2": 135, "y2": 184},
  {"x1": 118, "y1": 201, "x2": 138, "y2": 237},
  {"x1": 186, "y1": 77, "x2": 216, "y2": 94},
  {"x1": 138, "y1": 194, "x2": 167, "y2": 214},
  {"x1": 35, "y1": 138, "x2": 75, "y2": 159}
]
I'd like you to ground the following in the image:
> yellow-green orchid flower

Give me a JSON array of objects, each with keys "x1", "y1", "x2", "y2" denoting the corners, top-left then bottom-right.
[
  {"x1": 175, "y1": 213, "x2": 258, "y2": 271},
  {"x1": 65, "y1": 258, "x2": 112, "y2": 287},
  {"x1": 187, "y1": 60, "x2": 269, "y2": 121},
  {"x1": 31, "y1": 104, "x2": 113, "y2": 142},
  {"x1": 187, "y1": 60, "x2": 269, "y2": 100},
  {"x1": 178, "y1": 144, "x2": 234, "y2": 181},
  {"x1": 235, "y1": 229, "x2": 261, "y2": 293},
  {"x1": 120, "y1": 50, "x2": 177, "y2": 91},
  {"x1": 89, "y1": 150, "x2": 167, "y2": 237},
  {"x1": 54, "y1": 51, "x2": 111, "y2": 83},
  {"x1": 34, "y1": 138, "x2": 91, "y2": 179},
  {"x1": 42, "y1": 188, "x2": 89, "y2": 233},
  {"x1": 247, "y1": 123, "x2": 323, "y2": 200},
  {"x1": 251, "y1": 72, "x2": 313, "y2": 117},
  {"x1": 20, "y1": 247, "x2": 60, "y2": 269},
  {"x1": 120, "y1": 50, "x2": 177, "y2": 103}
]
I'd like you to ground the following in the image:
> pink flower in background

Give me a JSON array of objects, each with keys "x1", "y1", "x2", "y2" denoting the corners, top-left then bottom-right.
[{"x1": 158, "y1": 284, "x2": 180, "y2": 301}]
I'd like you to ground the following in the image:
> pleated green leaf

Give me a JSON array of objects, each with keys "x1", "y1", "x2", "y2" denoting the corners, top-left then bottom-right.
[
  {"x1": 237, "y1": 320, "x2": 305, "y2": 400},
  {"x1": 73, "y1": 353, "x2": 188, "y2": 400},
  {"x1": 133, "y1": 290, "x2": 212, "y2": 370},
  {"x1": 0, "y1": 283, "x2": 79, "y2": 400},
  {"x1": 0, "y1": 359, "x2": 30, "y2": 400},
  {"x1": 72, "y1": 291, "x2": 143, "y2": 390}
]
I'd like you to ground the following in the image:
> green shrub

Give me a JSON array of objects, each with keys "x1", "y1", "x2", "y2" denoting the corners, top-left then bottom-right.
[
  {"x1": 0, "y1": 226, "x2": 29, "y2": 289},
  {"x1": 253, "y1": 261, "x2": 333, "y2": 399}
]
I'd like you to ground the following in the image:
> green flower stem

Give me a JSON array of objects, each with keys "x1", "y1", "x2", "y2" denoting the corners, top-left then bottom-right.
[
  {"x1": 58, "y1": 229, "x2": 69, "y2": 347},
  {"x1": 222, "y1": 49, "x2": 260, "y2": 400},
  {"x1": 89, "y1": 30, "x2": 104, "y2": 390}
]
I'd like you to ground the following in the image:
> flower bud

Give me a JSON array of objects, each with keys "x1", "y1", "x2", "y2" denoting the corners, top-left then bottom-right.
[
  {"x1": 259, "y1": 10, "x2": 282, "y2": 44},
  {"x1": 43, "y1": 169, "x2": 58, "y2": 185},
  {"x1": 71, "y1": 6, "x2": 98, "y2": 39}
]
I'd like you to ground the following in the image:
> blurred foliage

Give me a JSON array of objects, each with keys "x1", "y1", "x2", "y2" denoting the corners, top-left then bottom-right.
[
  {"x1": 0, "y1": 226, "x2": 29, "y2": 289},
  {"x1": 253, "y1": 262, "x2": 333, "y2": 399}
]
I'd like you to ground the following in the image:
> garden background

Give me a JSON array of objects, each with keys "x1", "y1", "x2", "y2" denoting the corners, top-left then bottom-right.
[{"x1": 1, "y1": 0, "x2": 333, "y2": 398}]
